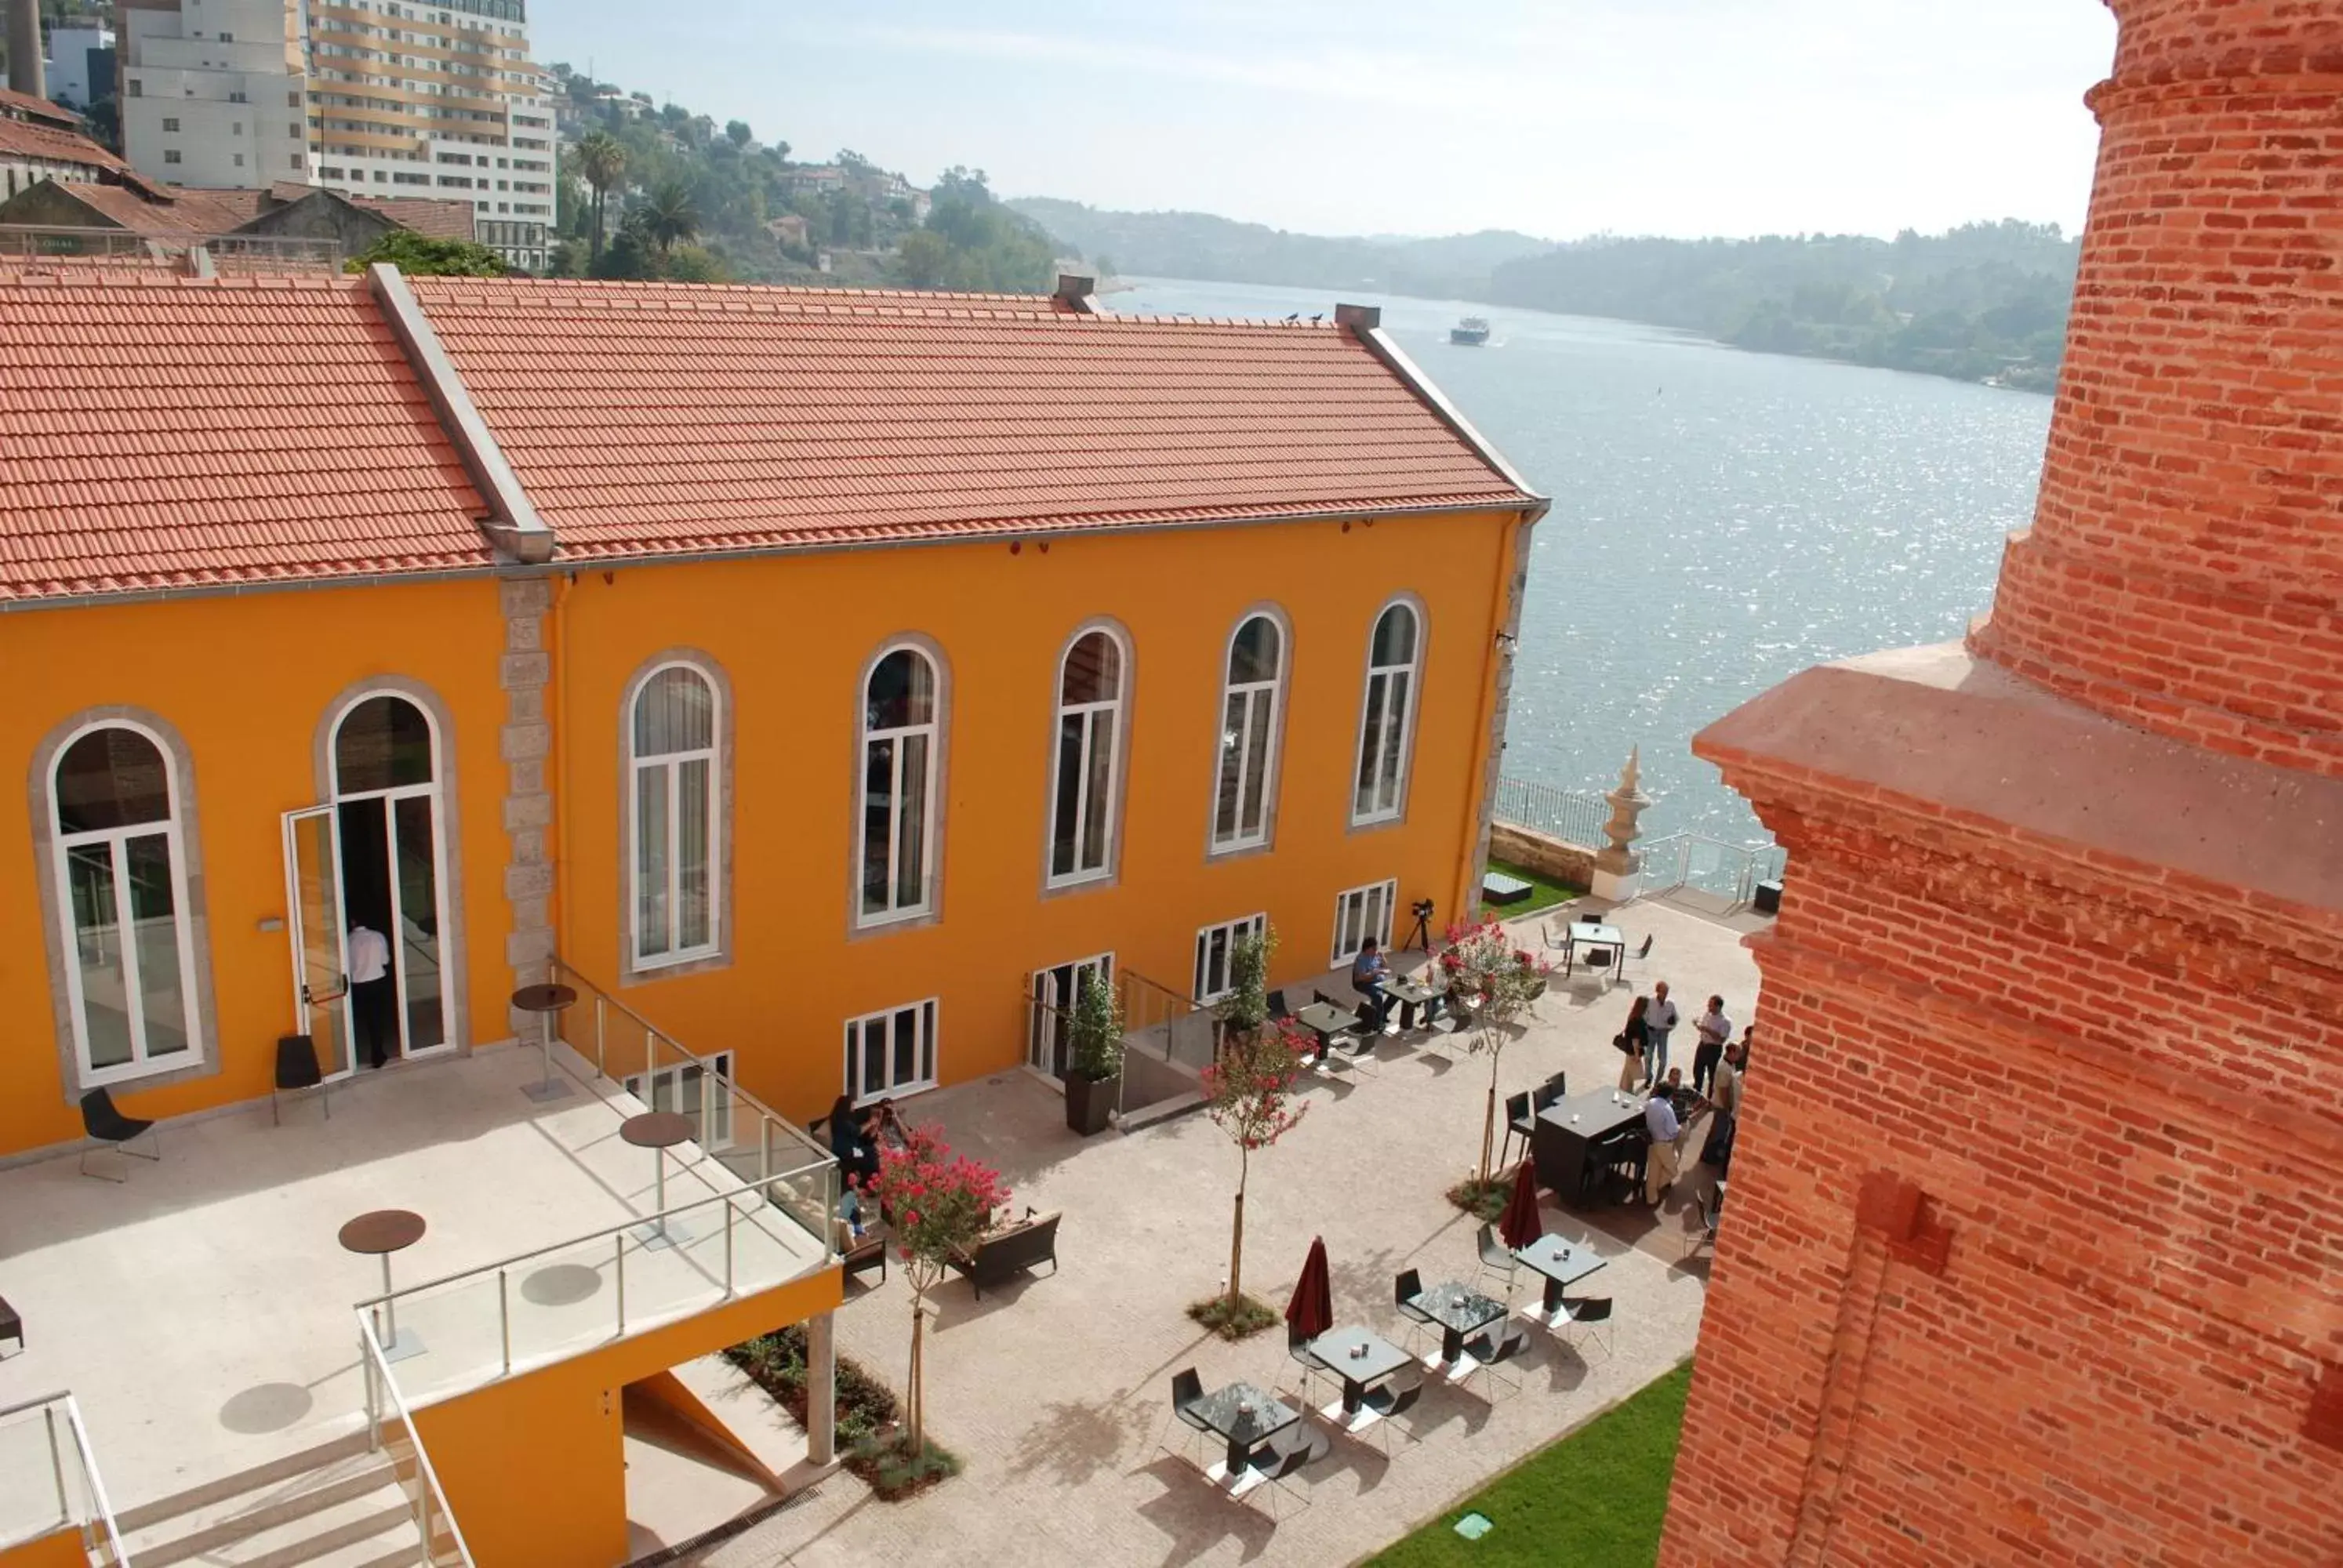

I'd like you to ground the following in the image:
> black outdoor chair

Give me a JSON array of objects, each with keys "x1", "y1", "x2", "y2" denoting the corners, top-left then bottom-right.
[
  {"x1": 1393, "y1": 1268, "x2": 1436, "y2": 1353},
  {"x1": 1461, "y1": 1319, "x2": 1530, "y2": 1399},
  {"x1": 1284, "y1": 1322, "x2": 1324, "y2": 1408},
  {"x1": 1360, "y1": 1373, "x2": 1425, "y2": 1456},
  {"x1": 1251, "y1": 1419, "x2": 1331, "y2": 1519},
  {"x1": 1161, "y1": 1367, "x2": 1212, "y2": 1468},
  {"x1": 1265, "y1": 989, "x2": 1291, "y2": 1021},
  {"x1": 1558, "y1": 1296, "x2": 1615, "y2": 1359},
  {"x1": 1499, "y1": 1090, "x2": 1535, "y2": 1170},
  {"x1": 78, "y1": 1088, "x2": 158, "y2": 1182},
  {"x1": 1534, "y1": 1073, "x2": 1568, "y2": 1112},
  {"x1": 272, "y1": 1033, "x2": 329, "y2": 1125}
]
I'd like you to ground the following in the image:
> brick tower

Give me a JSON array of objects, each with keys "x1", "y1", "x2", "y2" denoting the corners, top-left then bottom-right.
[{"x1": 1661, "y1": 2, "x2": 2343, "y2": 1562}]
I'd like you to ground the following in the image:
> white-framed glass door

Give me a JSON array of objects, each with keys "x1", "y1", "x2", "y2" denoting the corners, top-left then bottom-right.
[
  {"x1": 281, "y1": 804, "x2": 354, "y2": 1080},
  {"x1": 1027, "y1": 951, "x2": 1114, "y2": 1079},
  {"x1": 624, "y1": 1051, "x2": 736, "y2": 1150}
]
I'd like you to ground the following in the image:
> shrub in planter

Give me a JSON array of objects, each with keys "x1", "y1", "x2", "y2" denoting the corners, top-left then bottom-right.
[{"x1": 1063, "y1": 971, "x2": 1124, "y2": 1136}]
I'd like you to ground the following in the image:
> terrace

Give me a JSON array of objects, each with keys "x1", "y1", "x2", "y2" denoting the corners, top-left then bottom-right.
[
  {"x1": 0, "y1": 1004, "x2": 834, "y2": 1563},
  {"x1": 696, "y1": 898, "x2": 1756, "y2": 1566}
]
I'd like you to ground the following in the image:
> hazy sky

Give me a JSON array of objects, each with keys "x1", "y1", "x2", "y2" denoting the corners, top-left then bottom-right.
[{"x1": 536, "y1": 0, "x2": 2119, "y2": 241}]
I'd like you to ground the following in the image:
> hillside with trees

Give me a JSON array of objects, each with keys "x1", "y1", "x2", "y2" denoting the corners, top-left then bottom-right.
[
  {"x1": 543, "y1": 64, "x2": 1056, "y2": 292},
  {"x1": 1008, "y1": 197, "x2": 1549, "y2": 299},
  {"x1": 1487, "y1": 220, "x2": 2076, "y2": 389}
]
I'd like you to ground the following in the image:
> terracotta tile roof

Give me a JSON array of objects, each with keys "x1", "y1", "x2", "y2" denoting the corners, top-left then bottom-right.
[
  {"x1": 344, "y1": 195, "x2": 475, "y2": 241},
  {"x1": 0, "y1": 273, "x2": 491, "y2": 602},
  {"x1": 0, "y1": 87, "x2": 82, "y2": 129},
  {"x1": 406, "y1": 278, "x2": 1534, "y2": 561},
  {"x1": 35, "y1": 182, "x2": 264, "y2": 238},
  {"x1": 0, "y1": 115, "x2": 126, "y2": 176}
]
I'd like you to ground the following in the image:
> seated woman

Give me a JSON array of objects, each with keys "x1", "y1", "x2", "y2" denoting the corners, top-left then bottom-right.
[{"x1": 826, "y1": 1092, "x2": 881, "y2": 1191}]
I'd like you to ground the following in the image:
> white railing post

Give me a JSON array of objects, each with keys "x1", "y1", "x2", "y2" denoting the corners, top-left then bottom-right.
[
  {"x1": 499, "y1": 1268, "x2": 511, "y2": 1377},
  {"x1": 725, "y1": 1201, "x2": 736, "y2": 1295},
  {"x1": 615, "y1": 1233, "x2": 627, "y2": 1335},
  {"x1": 44, "y1": 1405, "x2": 67, "y2": 1532},
  {"x1": 362, "y1": 1327, "x2": 382, "y2": 1451},
  {"x1": 594, "y1": 996, "x2": 607, "y2": 1078},
  {"x1": 644, "y1": 1025, "x2": 655, "y2": 1085}
]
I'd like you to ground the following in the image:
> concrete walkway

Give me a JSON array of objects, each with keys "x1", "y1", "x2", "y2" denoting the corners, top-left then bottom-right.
[{"x1": 690, "y1": 900, "x2": 1760, "y2": 1567}]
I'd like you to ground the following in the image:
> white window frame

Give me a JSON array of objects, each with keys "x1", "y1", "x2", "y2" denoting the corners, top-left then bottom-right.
[
  {"x1": 1044, "y1": 624, "x2": 1128, "y2": 889},
  {"x1": 1028, "y1": 950, "x2": 1116, "y2": 1076},
  {"x1": 1351, "y1": 597, "x2": 1425, "y2": 826},
  {"x1": 627, "y1": 660, "x2": 721, "y2": 971},
  {"x1": 623, "y1": 1049, "x2": 736, "y2": 1151},
  {"x1": 49, "y1": 720, "x2": 205, "y2": 1087},
  {"x1": 1331, "y1": 878, "x2": 1399, "y2": 967},
  {"x1": 845, "y1": 996, "x2": 939, "y2": 1105},
  {"x1": 1211, "y1": 609, "x2": 1288, "y2": 854},
  {"x1": 856, "y1": 642, "x2": 942, "y2": 928},
  {"x1": 1193, "y1": 913, "x2": 1267, "y2": 1004}
]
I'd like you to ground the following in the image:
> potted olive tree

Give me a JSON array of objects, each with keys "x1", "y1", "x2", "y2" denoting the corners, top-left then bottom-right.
[{"x1": 1063, "y1": 972, "x2": 1124, "y2": 1137}]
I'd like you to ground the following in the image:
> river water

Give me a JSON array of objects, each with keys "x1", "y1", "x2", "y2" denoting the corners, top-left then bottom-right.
[{"x1": 1105, "y1": 276, "x2": 2054, "y2": 848}]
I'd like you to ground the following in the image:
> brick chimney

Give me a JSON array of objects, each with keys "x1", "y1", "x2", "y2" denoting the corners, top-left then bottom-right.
[
  {"x1": 1663, "y1": 3, "x2": 2343, "y2": 1563},
  {"x1": 1971, "y1": 0, "x2": 2343, "y2": 776}
]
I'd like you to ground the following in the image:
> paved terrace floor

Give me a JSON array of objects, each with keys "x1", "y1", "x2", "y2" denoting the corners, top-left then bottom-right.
[
  {"x1": 699, "y1": 898, "x2": 1760, "y2": 1568},
  {"x1": 0, "y1": 1043, "x2": 826, "y2": 1520}
]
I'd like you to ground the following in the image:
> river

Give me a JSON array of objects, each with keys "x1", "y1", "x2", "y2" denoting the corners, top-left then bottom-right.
[{"x1": 1104, "y1": 276, "x2": 2054, "y2": 849}]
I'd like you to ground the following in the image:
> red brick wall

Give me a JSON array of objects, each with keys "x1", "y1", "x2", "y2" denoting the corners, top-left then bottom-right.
[
  {"x1": 1970, "y1": 0, "x2": 2343, "y2": 777},
  {"x1": 1658, "y1": 781, "x2": 2343, "y2": 1564}
]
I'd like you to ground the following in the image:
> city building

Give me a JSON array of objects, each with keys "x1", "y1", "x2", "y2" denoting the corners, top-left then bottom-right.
[
  {"x1": 1662, "y1": 1, "x2": 2343, "y2": 1562},
  {"x1": 0, "y1": 268, "x2": 1540, "y2": 1563},
  {"x1": 118, "y1": 0, "x2": 558, "y2": 271},
  {"x1": 40, "y1": 21, "x2": 113, "y2": 109},
  {"x1": 0, "y1": 85, "x2": 128, "y2": 199},
  {"x1": 0, "y1": 174, "x2": 478, "y2": 261}
]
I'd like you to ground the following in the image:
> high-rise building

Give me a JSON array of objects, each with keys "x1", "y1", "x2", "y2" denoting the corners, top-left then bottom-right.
[{"x1": 119, "y1": 0, "x2": 556, "y2": 270}]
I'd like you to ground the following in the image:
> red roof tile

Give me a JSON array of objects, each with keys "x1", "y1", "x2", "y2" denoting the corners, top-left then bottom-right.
[
  {"x1": 0, "y1": 272, "x2": 490, "y2": 601},
  {"x1": 0, "y1": 115, "x2": 126, "y2": 176},
  {"x1": 343, "y1": 194, "x2": 475, "y2": 241},
  {"x1": 31, "y1": 182, "x2": 265, "y2": 238},
  {"x1": 407, "y1": 278, "x2": 1533, "y2": 561},
  {"x1": 0, "y1": 87, "x2": 83, "y2": 129}
]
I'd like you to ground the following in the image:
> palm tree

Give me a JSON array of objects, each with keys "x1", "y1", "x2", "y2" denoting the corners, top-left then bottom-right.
[
  {"x1": 642, "y1": 180, "x2": 702, "y2": 254},
  {"x1": 575, "y1": 132, "x2": 625, "y2": 260}
]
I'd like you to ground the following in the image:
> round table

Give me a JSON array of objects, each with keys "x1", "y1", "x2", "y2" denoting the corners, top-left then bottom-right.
[
  {"x1": 510, "y1": 982, "x2": 579, "y2": 1102},
  {"x1": 340, "y1": 1208, "x2": 426, "y2": 1357},
  {"x1": 622, "y1": 1111, "x2": 694, "y2": 1246}
]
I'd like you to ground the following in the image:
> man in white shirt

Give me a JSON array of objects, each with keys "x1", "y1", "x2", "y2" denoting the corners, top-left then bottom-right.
[
  {"x1": 347, "y1": 924, "x2": 394, "y2": 1068},
  {"x1": 1644, "y1": 1068, "x2": 1687, "y2": 1204},
  {"x1": 1643, "y1": 981, "x2": 1680, "y2": 1090},
  {"x1": 1693, "y1": 996, "x2": 1732, "y2": 1098}
]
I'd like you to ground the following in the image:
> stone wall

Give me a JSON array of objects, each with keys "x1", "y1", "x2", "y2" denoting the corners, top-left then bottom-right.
[{"x1": 1488, "y1": 820, "x2": 1593, "y2": 890}]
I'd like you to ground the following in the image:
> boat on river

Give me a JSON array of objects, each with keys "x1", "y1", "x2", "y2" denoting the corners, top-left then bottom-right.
[{"x1": 1450, "y1": 316, "x2": 1491, "y2": 346}]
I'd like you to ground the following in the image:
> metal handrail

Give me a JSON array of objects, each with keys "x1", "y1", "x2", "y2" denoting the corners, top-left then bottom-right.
[
  {"x1": 0, "y1": 1390, "x2": 126, "y2": 1564},
  {"x1": 1639, "y1": 831, "x2": 1785, "y2": 908},
  {"x1": 357, "y1": 1319, "x2": 474, "y2": 1567},
  {"x1": 548, "y1": 956, "x2": 831, "y2": 1169},
  {"x1": 1494, "y1": 775, "x2": 1609, "y2": 849}
]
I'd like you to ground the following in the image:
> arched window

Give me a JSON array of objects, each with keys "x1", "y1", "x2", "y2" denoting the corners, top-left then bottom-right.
[
  {"x1": 331, "y1": 692, "x2": 452, "y2": 1058},
  {"x1": 1353, "y1": 600, "x2": 1422, "y2": 823},
  {"x1": 1048, "y1": 626, "x2": 1126, "y2": 885},
  {"x1": 1212, "y1": 612, "x2": 1286, "y2": 851},
  {"x1": 50, "y1": 724, "x2": 201, "y2": 1081},
  {"x1": 630, "y1": 662, "x2": 720, "y2": 967},
  {"x1": 859, "y1": 644, "x2": 940, "y2": 924}
]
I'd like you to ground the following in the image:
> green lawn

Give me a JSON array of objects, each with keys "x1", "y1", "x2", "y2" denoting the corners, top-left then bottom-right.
[
  {"x1": 1368, "y1": 1363, "x2": 1690, "y2": 1568},
  {"x1": 1484, "y1": 857, "x2": 1584, "y2": 920}
]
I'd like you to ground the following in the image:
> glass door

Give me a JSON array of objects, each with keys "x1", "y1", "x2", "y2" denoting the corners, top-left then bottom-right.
[
  {"x1": 1026, "y1": 953, "x2": 1114, "y2": 1079},
  {"x1": 282, "y1": 806, "x2": 353, "y2": 1079}
]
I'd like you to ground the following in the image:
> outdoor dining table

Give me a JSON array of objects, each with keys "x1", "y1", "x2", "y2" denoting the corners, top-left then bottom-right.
[
  {"x1": 1291, "y1": 1001, "x2": 1357, "y2": 1058},
  {"x1": 1306, "y1": 1325, "x2": 1414, "y2": 1421},
  {"x1": 1562, "y1": 921, "x2": 1626, "y2": 984},
  {"x1": 1513, "y1": 1233, "x2": 1607, "y2": 1323},
  {"x1": 1192, "y1": 1381, "x2": 1298, "y2": 1490},
  {"x1": 1383, "y1": 976, "x2": 1443, "y2": 1032},
  {"x1": 1413, "y1": 1280, "x2": 1507, "y2": 1375},
  {"x1": 1532, "y1": 1088, "x2": 1649, "y2": 1207}
]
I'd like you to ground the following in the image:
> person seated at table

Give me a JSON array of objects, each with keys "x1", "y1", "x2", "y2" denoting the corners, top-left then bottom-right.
[
  {"x1": 826, "y1": 1092, "x2": 881, "y2": 1191},
  {"x1": 861, "y1": 1096, "x2": 909, "y2": 1153},
  {"x1": 1350, "y1": 937, "x2": 1398, "y2": 1035},
  {"x1": 1644, "y1": 1070, "x2": 1690, "y2": 1205}
]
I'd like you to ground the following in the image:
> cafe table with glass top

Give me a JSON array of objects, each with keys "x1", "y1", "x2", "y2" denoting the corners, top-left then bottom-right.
[
  {"x1": 1412, "y1": 1280, "x2": 1507, "y2": 1376},
  {"x1": 1191, "y1": 1381, "x2": 1298, "y2": 1490}
]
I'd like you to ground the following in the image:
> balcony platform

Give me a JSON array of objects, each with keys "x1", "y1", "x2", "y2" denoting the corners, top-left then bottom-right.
[{"x1": 0, "y1": 1042, "x2": 830, "y2": 1520}]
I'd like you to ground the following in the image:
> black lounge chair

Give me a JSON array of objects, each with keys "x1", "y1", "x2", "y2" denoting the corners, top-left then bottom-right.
[
  {"x1": 272, "y1": 1033, "x2": 328, "y2": 1125},
  {"x1": 78, "y1": 1088, "x2": 158, "y2": 1182}
]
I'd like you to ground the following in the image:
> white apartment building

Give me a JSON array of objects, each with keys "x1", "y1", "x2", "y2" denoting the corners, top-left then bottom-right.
[
  {"x1": 120, "y1": 0, "x2": 311, "y2": 188},
  {"x1": 121, "y1": 0, "x2": 558, "y2": 270},
  {"x1": 43, "y1": 23, "x2": 117, "y2": 108}
]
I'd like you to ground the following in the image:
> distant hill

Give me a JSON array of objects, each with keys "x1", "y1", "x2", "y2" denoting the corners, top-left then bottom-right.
[{"x1": 1008, "y1": 198, "x2": 1549, "y2": 299}]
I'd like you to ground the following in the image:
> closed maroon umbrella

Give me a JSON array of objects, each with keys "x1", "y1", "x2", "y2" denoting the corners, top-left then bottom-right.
[
  {"x1": 1284, "y1": 1236, "x2": 1334, "y2": 1341},
  {"x1": 1499, "y1": 1160, "x2": 1545, "y2": 1251}
]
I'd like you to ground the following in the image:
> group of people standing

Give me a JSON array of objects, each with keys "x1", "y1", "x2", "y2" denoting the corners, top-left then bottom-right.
[{"x1": 1614, "y1": 980, "x2": 1753, "y2": 1204}]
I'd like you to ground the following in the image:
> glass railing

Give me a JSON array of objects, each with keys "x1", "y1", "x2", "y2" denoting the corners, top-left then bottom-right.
[
  {"x1": 1640, "y1": 833, "x2": 1787, "y2": 908},
  {"x1": 1117, "y1": 968, "x2": 1217, "y2": 1076},
  {"x1": 547, "y1": 958, "x2": 839, "y2": 1218},
  {"x1": 1494, "y1": 775, "x2": 1611, "y2": 850},
  {"x1": 0, "y1": 1392, "x2": 125, "y2": 1566},
  {"x1": 355, "y1": 1163, "x2": 837, "y2": 1408},
  {"x1": 355, "y1": 1323, "x2": 472, "y2": 1567}
]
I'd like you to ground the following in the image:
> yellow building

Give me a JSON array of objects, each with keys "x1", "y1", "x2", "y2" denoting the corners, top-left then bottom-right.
[{"x1": 0, "y1": 265, "x2": 1541, "y2": 1564}]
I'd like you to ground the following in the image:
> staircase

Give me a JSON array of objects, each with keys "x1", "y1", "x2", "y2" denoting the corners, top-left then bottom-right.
[{"x1": 113, "y1": 1429, "x2": 456, "y2": 1568}]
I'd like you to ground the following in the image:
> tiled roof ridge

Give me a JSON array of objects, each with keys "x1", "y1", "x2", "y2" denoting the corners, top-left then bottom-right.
[
  {"x1": 0, "y1": 266, "x2": 364, "y2": 292},
  {"x1": 409, "y1": 277, "x2": 1343, "y2": 329}
]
